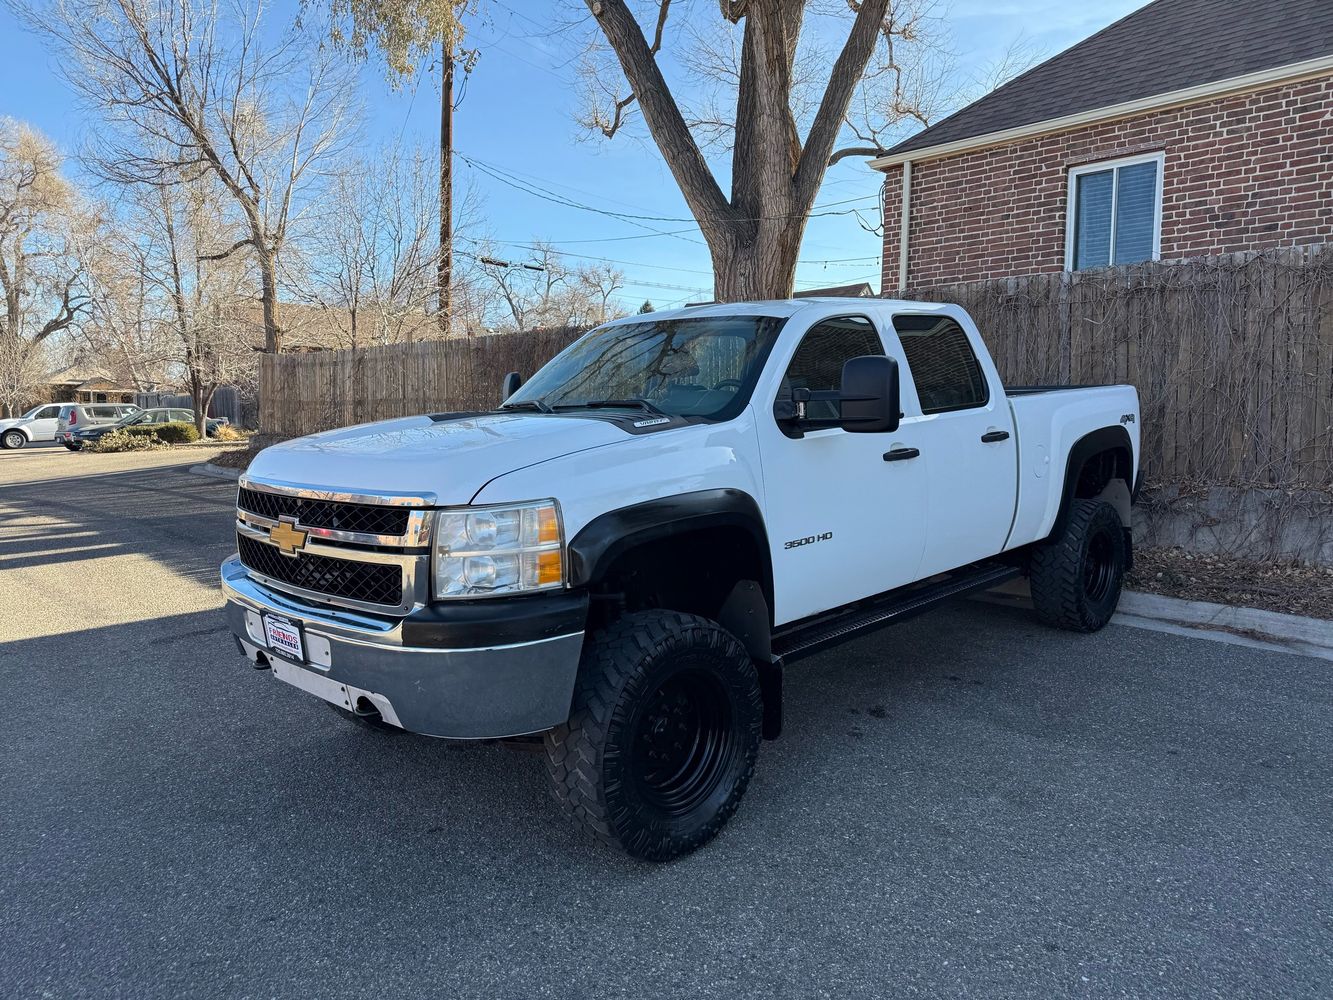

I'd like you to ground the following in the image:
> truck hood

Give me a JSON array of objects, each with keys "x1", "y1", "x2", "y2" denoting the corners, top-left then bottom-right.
[
  {"x1": 0, "y1": 417, "x2": 29, "y2": 430},
  {"x1": 246, "y1": 412, "x2": 629, "y2": 505}
]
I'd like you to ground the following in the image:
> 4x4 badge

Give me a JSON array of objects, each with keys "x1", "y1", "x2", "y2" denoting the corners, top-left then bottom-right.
[{"x1": 269, "y1": 518, "x2": 309, "y2": 557}]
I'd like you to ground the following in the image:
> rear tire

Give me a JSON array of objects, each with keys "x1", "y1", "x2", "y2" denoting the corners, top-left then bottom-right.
[
  {"x1": 63, "y1": 442, "x2": 82, "y2": 452},
  {"x1": 1030, "y1": 498, "x2": 1127, "y2": 632},
  {"x1": 1, "y1": 430, "x2": 24, "y2": 450},
  {"x1": 544, "y1": 611, "x2": 763, "y2": 862}
]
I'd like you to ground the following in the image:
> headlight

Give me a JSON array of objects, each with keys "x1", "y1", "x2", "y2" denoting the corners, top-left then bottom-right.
[{"x1": 433, "y1": 499, "x2": 564, "y2": 599}]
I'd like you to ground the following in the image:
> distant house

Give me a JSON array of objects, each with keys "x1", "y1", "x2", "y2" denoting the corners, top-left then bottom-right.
[
  {"x1": 874, "y1": 0, "x2": 1333, "y2": 291},
  {"x1": 46, "y1": 368, "x2": 146, "y2": 405},
  {"x1": 793, "y1": 282, "x2": 875, "y2": 298}
]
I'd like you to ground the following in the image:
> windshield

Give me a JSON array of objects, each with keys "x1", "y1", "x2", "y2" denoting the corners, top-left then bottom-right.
[{"x1": 507, "y1": 315, "x2": 787, "y2": 422}]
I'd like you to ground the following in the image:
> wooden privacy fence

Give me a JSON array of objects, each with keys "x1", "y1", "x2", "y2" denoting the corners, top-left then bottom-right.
[
  {"x1": 912, "y1": 247, "x2": 1333, "y2": 487},
  {"x1": 258, "y1": 326, "x2": 584, "y2": 440},
  {"x1": 135, "y1": 386, "x2": 247, "y2": 426}
]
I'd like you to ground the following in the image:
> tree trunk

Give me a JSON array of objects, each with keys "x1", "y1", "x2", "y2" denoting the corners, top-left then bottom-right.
[
  {"x1": 189, "y1": 372, "x2": 207, "y2": 439},
  {"x1": 585, "y1": 0, "x2": 890, "y2": 305},
  {"x1": 708, "y1": 220, "x2": 805, "y2": 302},
  {"x1": 201, "y1": 384, "x2": 219, "y2": 438},
  {"x1": 257, "y1": 249, "x2": 282, "y2": 353}
]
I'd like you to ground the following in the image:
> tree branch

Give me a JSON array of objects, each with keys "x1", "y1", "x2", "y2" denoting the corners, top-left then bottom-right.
[
  {"x1": 197, "y1": 237, "x2": 255, "y2": 262},
  {"x1": 792, "y1": 0, "x2": 891, "y2": 207},
  {"x1": 585, "y1": 0, "x2": 732, "y2": 228},
  {"x1": 828, "y1": 144, "x2": 887, "y2": 166}
]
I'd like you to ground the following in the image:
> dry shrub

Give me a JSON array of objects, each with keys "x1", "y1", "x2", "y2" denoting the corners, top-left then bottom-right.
[{"x1": 88, "y1": 429, "x2": 168, "y2": 453}]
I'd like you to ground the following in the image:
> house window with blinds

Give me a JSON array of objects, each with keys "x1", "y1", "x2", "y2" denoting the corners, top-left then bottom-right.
[{"x1": 1066, "y1": 152, "x2": 1164, "y2": 271}]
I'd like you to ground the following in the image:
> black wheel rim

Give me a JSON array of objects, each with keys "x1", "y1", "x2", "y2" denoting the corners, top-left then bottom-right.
[
  {"x1": 631, "y1": 668, "x2": 735, "y2": 817},
  {"x1": 1084, "y1": 529, "x2": 1117, "y2": 602}
]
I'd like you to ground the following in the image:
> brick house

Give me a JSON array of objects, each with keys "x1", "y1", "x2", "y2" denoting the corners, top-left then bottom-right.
[{"x1": 874, "y1": 0, "x2": 1333, "y2": 292}]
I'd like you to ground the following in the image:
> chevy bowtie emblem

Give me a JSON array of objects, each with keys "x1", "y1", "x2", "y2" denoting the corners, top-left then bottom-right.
[{"x1": 269, "y1": 518, "x2": 309, "y2": 557}]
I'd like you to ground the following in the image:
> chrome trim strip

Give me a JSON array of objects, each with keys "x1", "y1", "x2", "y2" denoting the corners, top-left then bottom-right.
[
  {"x1": 235, "y1": 520, "x2": 419, "y2": 567},
  {"x1": 236, "y1": 508, "x2": 432, "y2": 550},
  {"x1": 240, "y1": 474, "x2": 438, "y2": 508}
]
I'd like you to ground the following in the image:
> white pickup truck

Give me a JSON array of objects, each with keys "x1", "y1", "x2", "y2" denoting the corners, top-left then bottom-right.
[{"x1": 222, "y1": 298, "x2": 1140, "y2": 860}]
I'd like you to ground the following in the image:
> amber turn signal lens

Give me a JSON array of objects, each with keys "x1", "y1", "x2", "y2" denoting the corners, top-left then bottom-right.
[
  {"x1": 537, "y1": 505, "x2": 561, "y2": 544},
  {"x1": 535, "y1": 549, "x2": 563, "y2": 585}
]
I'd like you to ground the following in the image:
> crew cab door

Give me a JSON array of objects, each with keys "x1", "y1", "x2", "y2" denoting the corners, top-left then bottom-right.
[
  {"x1": 755, "y1": 314, "x2": 928, "y2": 625},
  {"x1": 889, "y1": 311, "x2": 1018, "y2": 577}
]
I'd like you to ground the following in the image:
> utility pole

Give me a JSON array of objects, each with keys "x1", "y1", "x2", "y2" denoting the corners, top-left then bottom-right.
[{"x1": 438, "y1": 39, "x2": 454, "y2": 335}]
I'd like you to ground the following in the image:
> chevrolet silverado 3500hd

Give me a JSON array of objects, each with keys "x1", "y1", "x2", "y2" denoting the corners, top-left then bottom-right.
[{"x1": 222, "y1": 298, "x2": 1140, "y2": 860}]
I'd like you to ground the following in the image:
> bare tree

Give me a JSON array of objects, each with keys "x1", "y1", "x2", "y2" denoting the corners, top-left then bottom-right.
[
  {"x1": 478, "y1": 243, "x2": 571, "y2": 334},
  {"x1": 576, "y1": 0, "x2": 943, "y2": 301},
  {"x1": 86, "y1": 171, "x2": 257, "y2": 436},
  {"x1": 304, "y1": 145, "x2": 477, "y2": 348},
  {"x1": 10, "y1": 0, "x2": 360, "y2": 353},
  {"x1": 575, "y1": 262, "x2": 627, "y2": 327},
  {"x1": 305, "y1": 0, "x2": 479, "y2": 328},
  {"x1": 0, "y1": 119, "x2": 94, "y2": 415},
  {"x1": 76, "y1": 229, "x2": 174, "y2": 393},
  {"x1": 476, "y1": 243, "x2": 628, "y2": 333}
]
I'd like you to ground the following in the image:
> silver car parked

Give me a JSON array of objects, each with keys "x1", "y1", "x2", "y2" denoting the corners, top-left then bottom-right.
[{"x1": 55, "y1": 403, "x2": 141, "y2": 451}]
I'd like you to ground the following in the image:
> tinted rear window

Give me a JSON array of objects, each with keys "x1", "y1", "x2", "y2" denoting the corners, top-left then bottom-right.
[{"x1": 894, "y1": 314, "x2": 989, "y2": 414}]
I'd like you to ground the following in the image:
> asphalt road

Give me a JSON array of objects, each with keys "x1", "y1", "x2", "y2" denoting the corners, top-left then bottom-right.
[{"x1": 2, "y1": 448, "x2": 1331, "y2": 999}]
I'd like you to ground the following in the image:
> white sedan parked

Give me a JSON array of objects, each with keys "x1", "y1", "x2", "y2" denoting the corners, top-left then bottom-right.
[{"x1": 0, "y1": 403, "x2": 64, "y2": 450}]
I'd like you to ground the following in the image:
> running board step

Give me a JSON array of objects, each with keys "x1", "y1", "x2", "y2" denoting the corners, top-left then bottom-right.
[{"x1": 771, "y1": 563, "x2": 1021, "y2": 664}]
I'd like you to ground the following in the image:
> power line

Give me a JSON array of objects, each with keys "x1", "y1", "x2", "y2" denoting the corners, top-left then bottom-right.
[
  {"x1": 456, "y1": 248, "x2": 711, "y2": 297},
  {"x1": 458, "y1": 151, "x2": 880, "y2": 225}
]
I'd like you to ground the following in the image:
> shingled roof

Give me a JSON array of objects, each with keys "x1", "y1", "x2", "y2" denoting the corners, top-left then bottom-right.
[{"x1": 878, "y1": 0, "x2": 1333, "y2": 160}]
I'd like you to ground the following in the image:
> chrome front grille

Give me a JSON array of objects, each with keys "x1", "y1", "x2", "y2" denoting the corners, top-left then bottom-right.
[
  {"x1": 237, "y1": 487, "x2": 410, "y2": 537},
  {"x1": 234, "y1": 476, "x2": 435, "y2": 614}
]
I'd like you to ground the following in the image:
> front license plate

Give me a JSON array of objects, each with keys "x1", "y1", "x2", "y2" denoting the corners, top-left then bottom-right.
[{"x1": 263, "y1": 614, "x2": 305, "y2": 662}]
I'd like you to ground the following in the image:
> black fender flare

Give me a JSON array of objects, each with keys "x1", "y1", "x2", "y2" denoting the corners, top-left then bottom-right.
[
  {"x1": 1046, "y1": 425, "x2": 1135, "y2": 542},
  {"x1": 566, "y1": 488, "x2": 774, "y2": 614}
]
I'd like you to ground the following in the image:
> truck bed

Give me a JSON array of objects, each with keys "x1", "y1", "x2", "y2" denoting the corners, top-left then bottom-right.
[{"x1": 1004, "y1": 383, "x2": 1141, "y2": 550}]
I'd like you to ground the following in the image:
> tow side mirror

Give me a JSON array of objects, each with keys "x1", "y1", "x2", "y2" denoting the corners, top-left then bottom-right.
[
  {"x1": 500, "y1": 371, "x2": 523, "y2": 402},
  {"x1": 839, "y1": 355, "x2": 900, "y2": 433}
]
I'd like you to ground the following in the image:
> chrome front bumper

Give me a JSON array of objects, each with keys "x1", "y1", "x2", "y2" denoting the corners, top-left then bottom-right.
[{"x1": 221, "y1": 557, "x2": 585, "y2": 739}]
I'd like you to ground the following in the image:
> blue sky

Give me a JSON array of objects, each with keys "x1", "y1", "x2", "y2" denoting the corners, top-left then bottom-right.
[{"x1": 0, "y1": 0, "x2": 1143, "y2": 311}]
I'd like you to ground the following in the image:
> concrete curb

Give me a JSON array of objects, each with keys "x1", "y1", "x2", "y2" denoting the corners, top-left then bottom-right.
[
  {"x1": 1113, "y1": 591, "x2": 1333, "y2": 662},
  {"x1": 979, "y1": 582, "x2": 1333, "y2": 662},
  {"x1": 190, "y1": 462, "x2": 241, "y2": 482}
]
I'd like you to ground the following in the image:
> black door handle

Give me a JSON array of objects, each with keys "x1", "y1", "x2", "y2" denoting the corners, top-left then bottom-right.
[
  {"x1": 981, "y1": 430, "x2": 1010, "y2": 443},
  {"x1": 883, "y1": 447, "x2": 920, "y2": 462}
]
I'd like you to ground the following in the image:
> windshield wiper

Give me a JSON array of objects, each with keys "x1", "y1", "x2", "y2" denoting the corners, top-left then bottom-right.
[
  {"x1": 556, "y1": 398, "x2": 668, "y2": 416},
  {"x1": 499, "y1": 399, "x2": 553, "y2": 414}
]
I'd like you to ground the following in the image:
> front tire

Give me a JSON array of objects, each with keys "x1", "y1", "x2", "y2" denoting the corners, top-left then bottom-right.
[
  {"x1": 1, "y1": 430, "x2": 25, "y2": 450},
  {"x1": 1029, "y1": 498, "x2": 1127, "y2": 632},
  {"x1": 544, "y1": 611, "x2": 763, "y2": 862}
]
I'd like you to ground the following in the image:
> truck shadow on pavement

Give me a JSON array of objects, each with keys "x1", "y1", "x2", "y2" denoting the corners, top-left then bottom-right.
[{"x1": 5, "y1": 602, "x2": 1332, "y2": 998}]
